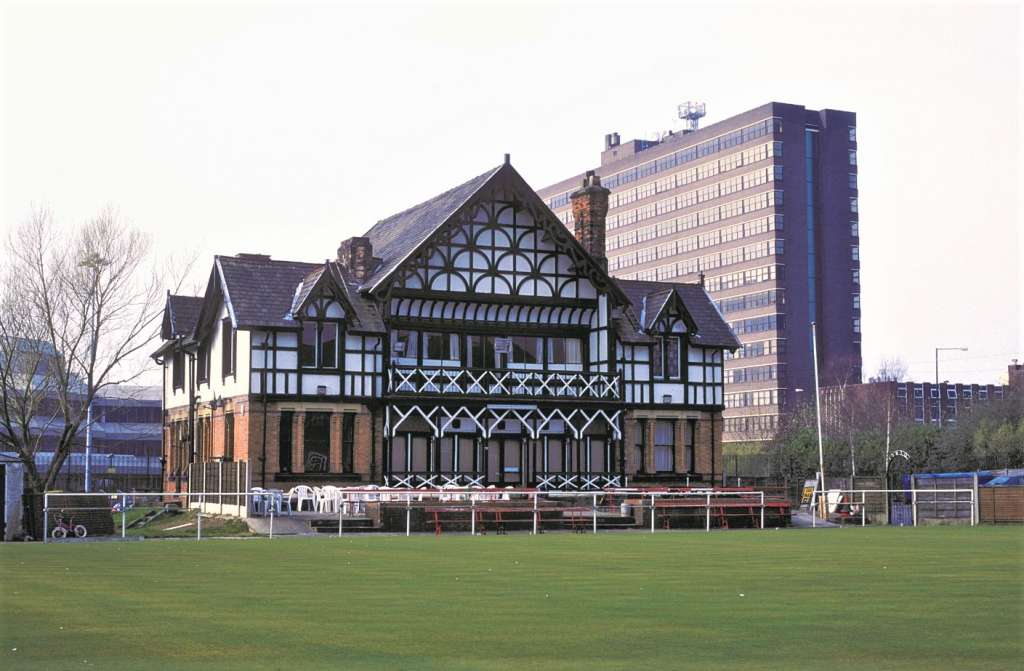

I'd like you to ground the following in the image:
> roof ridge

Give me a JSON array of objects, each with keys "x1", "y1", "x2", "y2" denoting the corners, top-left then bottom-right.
[{"x1": 365, "y1": 164, "x2": 502, "y2": 232}]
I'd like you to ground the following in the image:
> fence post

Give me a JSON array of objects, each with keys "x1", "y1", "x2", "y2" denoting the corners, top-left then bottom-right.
[
  {"x1": 197, "y1": 494, "x2": 203, "y2": 540},
  {"x1": 43, "y1": 493, "x2": 48, "y2": 544},
  {"x1": 861, "y1": 491, "x2": 866, "y2": 527},
  {"x1": 972, "y1": 474, "x2": 980, "y2": 526},
  {"x1": 121, "y1": 494, "x2": 127, "y2": 539},
  {"x1": 812, "y1": 495, "x2": 817, "y2": 527},
  {"x1": 911, "y1": 484, "x2": 918, "y2": 528},
  {"x1": 471, "y1": 496, "x2": 476, "y2": 536},
  {"x1": 218, "y1": 461, "x2": 224, "y2": 515},
  {"x1": 650, "y1": 493, "x2": 655, "y2": 533},
  {"x1": 338, "y1": 504, "x2": 344, "y2": 537},
  {"x1": 532, "y1": 492, "x2": 538, "y2": 535},
  {"x1": 705, "y1": 493, "x2": 711, "y2": 532},
  {"x1": 592, "y1": 493, "x2": 598, "y2": 534},
  {"x1": 760, "y1": 492, "x2": 765, "y2": 529},
  {"x1": 405, "y1": 493, "x2": 411, "y2": 537}
]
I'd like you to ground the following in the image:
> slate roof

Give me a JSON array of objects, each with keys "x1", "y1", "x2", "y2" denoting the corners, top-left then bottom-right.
[
  {"x1": 613, "y1": 278, "x2": 740, "y2": 349},
  {"x1": 217, "y1": 255, "x2": 321, "y2": 329},
  {"x1": 166, "y1": 295, "x2": 203, "y2": 338},
  {"x1": 213, "y1": 255, "x2": 386, "y2": 334},
  {"x1": 361, "y1": 165, "x2": 503, "y2": 289}
]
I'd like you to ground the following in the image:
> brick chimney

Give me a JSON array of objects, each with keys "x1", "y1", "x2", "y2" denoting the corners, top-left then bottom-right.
[
  {"x1": 337, "y1": 237, "x2": 374, "y2": 282},
  {"x1": 570, "y1": 170, "x2": 610, "y2": 270}
]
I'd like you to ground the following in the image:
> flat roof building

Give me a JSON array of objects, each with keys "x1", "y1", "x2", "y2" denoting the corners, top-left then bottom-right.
[{"x1": 537, "y1": 102, "x2": 862, "y2": 445}]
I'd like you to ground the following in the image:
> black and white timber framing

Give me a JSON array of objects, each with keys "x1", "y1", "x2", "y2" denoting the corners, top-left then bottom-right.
[{"x1": 155, "y1": 160, "x2": 740, "y2": 490}]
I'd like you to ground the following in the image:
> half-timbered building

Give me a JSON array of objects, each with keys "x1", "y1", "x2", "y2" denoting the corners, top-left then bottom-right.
[{"x1": 154, "y1": 158, "x2": 739, "y2": 491}]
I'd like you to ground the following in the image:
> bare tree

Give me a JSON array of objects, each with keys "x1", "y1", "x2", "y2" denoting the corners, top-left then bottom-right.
[
  {"x1": 0, "y1": 207, "x2": 191, "y2": 533},
  {"x1": 873, "y1": 357, "x2": 908, "y2": 383}
]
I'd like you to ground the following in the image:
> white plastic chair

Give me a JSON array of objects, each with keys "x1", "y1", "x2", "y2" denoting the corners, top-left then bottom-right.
[{"x1": 288, "y1": 485, "x2": 315, "y2": 512}]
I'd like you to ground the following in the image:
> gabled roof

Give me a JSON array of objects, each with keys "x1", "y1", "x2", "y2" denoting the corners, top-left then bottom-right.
[
  {"x1": 359, "y1": 161, "x2": 628, "y2": 304},
  {"x1": 362, "y1": 165, "x2": 502, "y2": 290},
  {"x1": 613, "y1": 278, "x2": 740, "y2": 349},
  {"x1": 288, "y1": 261, "x2": 385, "y2": 334},
  {"x1": 162, "y1": 294, "x2": 203, "y2": 340},
  {"x1": 189, "y1": 255, "x2": 386, "y2": 334},
  {"x1": 216, "y1": 255, "x2": 321, "y2": 329}
]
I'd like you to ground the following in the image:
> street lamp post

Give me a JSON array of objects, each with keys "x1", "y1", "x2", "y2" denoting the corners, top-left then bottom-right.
[
  {"x1": 78, "y1": 252, "x2": 110, "y2": 493},
  {"x1": 935, "y1": 347, "x2": 968, "y2": 425},
  {"x1": 811, "y1": 322, "x2": 826, "y2": 500}
]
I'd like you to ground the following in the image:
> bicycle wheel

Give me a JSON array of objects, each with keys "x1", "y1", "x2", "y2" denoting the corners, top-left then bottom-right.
[
  {"x1": 73, "y1": 525, "x2": 88, "y2": 538},
  {"x1": 52, "y1": 527, "x2": 67, "y2": 539}
]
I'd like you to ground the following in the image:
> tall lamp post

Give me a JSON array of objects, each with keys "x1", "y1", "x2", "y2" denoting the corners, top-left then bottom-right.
[
  {"x1": 935, "y1": 347, "x2": 967, "y2": 425},
  {"x1": 78, "y1": 252, "x2": 110, "y2": 493},
  {"x1": 811, "y1": 322, "x2": 826, "y2": 499}
]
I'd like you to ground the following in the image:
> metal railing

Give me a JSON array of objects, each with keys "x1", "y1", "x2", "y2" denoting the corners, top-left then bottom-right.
[
  {"x1": 41, "y1": 487, "x2": 794, "y2": 541},
  {"x1": 809, "y1": 488, "x2": 977, "y2": 527}
]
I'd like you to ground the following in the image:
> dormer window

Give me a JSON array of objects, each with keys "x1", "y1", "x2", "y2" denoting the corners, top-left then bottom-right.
[
  {"x1": 652, "y1": 335, "x2": 683, "y2": 380},
  {"x1": 301, "y1": 321, "x2": 340, "y2": 369}
]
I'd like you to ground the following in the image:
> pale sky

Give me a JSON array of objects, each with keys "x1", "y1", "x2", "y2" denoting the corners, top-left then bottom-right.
[{"x1": 2, "y1": 0, "x2": 1022, "y2": 384}]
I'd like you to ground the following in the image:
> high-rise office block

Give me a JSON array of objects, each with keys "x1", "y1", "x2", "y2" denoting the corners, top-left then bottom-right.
[{"x1": 538, "y1": 102, "x2": 861, "y2": 445}]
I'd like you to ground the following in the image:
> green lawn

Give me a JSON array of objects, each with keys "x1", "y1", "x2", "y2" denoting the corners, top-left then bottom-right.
[{"x1": 1, "y1": 526, "x2": 1021, "y2": 670}]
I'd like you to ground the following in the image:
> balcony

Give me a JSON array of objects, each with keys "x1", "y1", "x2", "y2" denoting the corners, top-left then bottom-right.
[{"x1": 386, "y1": 366, "x2": 621, "y2": 401}]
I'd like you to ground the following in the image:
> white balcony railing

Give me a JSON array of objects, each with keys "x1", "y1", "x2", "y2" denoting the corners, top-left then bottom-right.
[{"x1": 387, "y1": 366, "x2": 621, "y2": 400}]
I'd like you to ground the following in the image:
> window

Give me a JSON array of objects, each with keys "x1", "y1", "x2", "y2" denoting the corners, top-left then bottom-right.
[
  {"x1": 848, "y1": 173, "x2": 857, "y2": 190},
  {"x1": 914, "y1": 386, "x2": 923, "y2": 399},
  {"x1": 853, "y1": 294, "x2": 860, "y2": 310},
  {"x1": 303, "y1": 412, "x2": 330, "y2": 473},
  {"x1": 852, "y1": 269, "x2": 860, "y2": 284},
  {"x1": 301, "y1": 322, "x2": 339, "y2": 369},
  {"x1": 221, "y1": 318, "x2": 235, "y2": 378},
  {"x1": 468, "y1": 334, "x2": 496, "y2": 369},
  {"x1": 853, "y1": 318, "x2": 861, "y2": 333},
  {"x1": 510, "y1": 336, "x2": 542, "y2": 366},
  {"x1": 341, "y1": 413, "x2": 355, "y2": 472},
  {"x1": 172, "y1": 349, "x2": 185, "y2": 390},
  {"x1": 978, "y1": 388, "x2": 988, "y2": 400},
  {"x1": 300, "y1": 323, "x2": 317, "y2": 368},
  {"x1": 197, "y1": 339, "x2": 210, "y2": 383},
  {"x1": 930, "y1": 388, "x2": 939, "y2": 399},
  {"x1": 651, "y1": 339, "x2": 663, "y2": 378},
  {"x1": 947, "y1": 389, "x2": 957, "y2": 399},
  {"x1": 279, "y1": 411, "x2": 293, "y2": 473},
  {"x1": 684, "y1": 419, "x2": 696, "y2": 473},
  {"x1": 848, "y1": 150, "x2": 857, "y2": 165},
  {"x1": 654, "y1": 420, "x2": 675, "y2": 473},
  {"x1": 548, "y1": 337, "x2": 582, "y2": 366},
  {"x1": 851, "y1": 222, "x2": 859, "y2": 237},
  {"x1": 849, "y1": 198, "x2": 858, "y2": 213},
  {"x1": 391, "y1": 329, "x2": 419, "y2": 364},
  {"x1": 848, "y1": 126, "x2": 857, "y2": 142},
  {"x1": 634, "y1": 419, "x2": 646, "y2": 474},
  {"x1": 423, "y1": 332, "x2": 459, "y2": 363},
  {"x1": 851, "y1": 246, "x2": 860, "y2": 261},
  {"x1": 962, "y1": 389, "x2": 972, "y2": 400},
  {"x1": 664, "y1": 336, "x2": 681, "y2": 379},
  {"x1": 224, "y1": 412, "x2": 234, "y2": 461},
  {"x1": 320, "y1": 323, "x2": 338, "y2": 368},
  {"x1": 896, "y1": 385, "x2": 908, "y2": 399}
]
